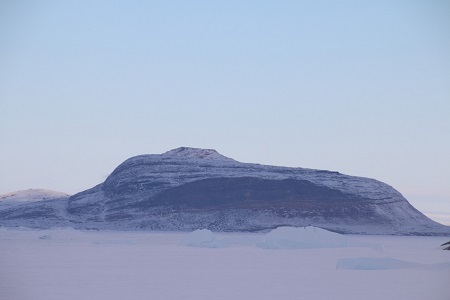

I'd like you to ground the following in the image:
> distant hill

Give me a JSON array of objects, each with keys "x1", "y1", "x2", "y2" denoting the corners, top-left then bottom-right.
[
  {"x1": 0, "y1": 189, "x2": 69, "y2": 210},
  {"x1": 1, "y1": 147, "x2": 449, "y2": 235}
]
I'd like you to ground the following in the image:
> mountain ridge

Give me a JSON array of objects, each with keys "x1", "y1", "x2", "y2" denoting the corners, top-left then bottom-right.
[{"x1": 1, "y1": 147, "x2": 449, "y2": 235}]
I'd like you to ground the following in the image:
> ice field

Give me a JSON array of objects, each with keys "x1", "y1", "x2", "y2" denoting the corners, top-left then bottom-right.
[{"x1": 1, "y1": 227, "x2": 449, "y2": 300}]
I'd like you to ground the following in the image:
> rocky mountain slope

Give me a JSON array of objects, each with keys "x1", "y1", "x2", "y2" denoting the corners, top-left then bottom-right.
[
  {"x1": 1, "y1": 147, "x2": 449, "y2": 235},
  {"x1": 0, "y1": 189, "x2": 69, "y2": 210}
]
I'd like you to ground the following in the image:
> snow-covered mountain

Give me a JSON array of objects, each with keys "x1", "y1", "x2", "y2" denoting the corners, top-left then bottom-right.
[
  {"x1": 0, "y1": 189, "x2": 70, "y2": 228},
  {"x1": 1, "y1": 147, "x2": 449, "y2": 235},
  {"x1": 0, "y1": 189, "x2": 69, "y2": 209}
]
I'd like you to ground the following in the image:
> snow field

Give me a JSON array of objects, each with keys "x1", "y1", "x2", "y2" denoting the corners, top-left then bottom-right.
[{"x1": 0, "y1": 228, "x2": 449, "y2": 300}]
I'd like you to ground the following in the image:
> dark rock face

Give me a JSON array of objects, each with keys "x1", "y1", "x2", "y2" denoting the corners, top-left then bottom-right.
[
  {"x1": 442, "y1": 241, "x2": 450, "y2": 250},
  {"x1": 1, "y1": 147, "x2": 449, "y2": 235},
  {"x1": 149, "y1": 177, "x2": 364, "y2": 210}
]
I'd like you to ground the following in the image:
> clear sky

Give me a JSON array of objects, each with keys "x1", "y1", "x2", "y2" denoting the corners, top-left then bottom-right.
[{"x1": 1, "y1": 1, "x2": 449, "y2": 224}]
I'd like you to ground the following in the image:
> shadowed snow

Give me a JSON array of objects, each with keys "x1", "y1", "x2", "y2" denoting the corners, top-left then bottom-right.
[{"x1": 336, "y1": 257, "x2": 418, "y2": 270}]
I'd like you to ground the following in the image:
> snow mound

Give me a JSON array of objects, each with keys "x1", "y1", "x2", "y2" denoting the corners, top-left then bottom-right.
[
  {"x1": 258, "y1": 226, "x2": 381, "y2": 250},
  {"x1": 180, "y1": 229, "x2": 225, "y2": 248},
  {"x1": 39, "y1": 234, "x2": 52, "y2": 240},
  {"x1": 336, "y1": 257, "x2": 419, "y2": 270}
]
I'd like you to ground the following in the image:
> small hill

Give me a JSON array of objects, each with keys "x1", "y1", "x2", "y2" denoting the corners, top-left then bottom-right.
[{"x1": 0, "y1": 189, "x2": 69, "y2": 210}]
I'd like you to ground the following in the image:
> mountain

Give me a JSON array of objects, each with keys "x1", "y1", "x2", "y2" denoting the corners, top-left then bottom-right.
[
  {"x1": 1, "y1": 147, "x2": 449, "y2": 235},
  {"x1": 0, "y1": 189, "x2": 69, "y2": 209},
  {"x1": 0, "y1": 189, "x2": 70, "y2": 228},
  {"x1": 0, "y1": 189, "x2": 68, "y2": 201}
]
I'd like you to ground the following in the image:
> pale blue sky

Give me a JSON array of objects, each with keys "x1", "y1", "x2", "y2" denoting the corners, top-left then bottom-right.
[{"x1": 1, "y1": 1, "x2": 449, "y2": 223}]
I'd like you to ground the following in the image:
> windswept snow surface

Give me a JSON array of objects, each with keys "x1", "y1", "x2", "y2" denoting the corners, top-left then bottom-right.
[
  {"x1": 336, "y1": 257, "x2": 450, "y2": 271},
  {"x1": 336, "y1": 257, "x2": 420, "y2": 270},
  {"x1": 1, "y1": 228, "x2": 449, "y2": 300}
]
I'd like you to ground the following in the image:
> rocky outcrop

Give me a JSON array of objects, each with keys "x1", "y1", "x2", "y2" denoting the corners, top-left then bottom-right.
[{"x1": 442, "y1": 241, "x2": 450, "y2": 250}]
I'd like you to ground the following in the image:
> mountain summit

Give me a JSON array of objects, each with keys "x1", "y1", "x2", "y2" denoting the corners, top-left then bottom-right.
[
  {"x1": 1, "y1": 147, "x2": 448, "y2": 235},
  {"x1": 161, "y1": 147, "x2": 236, "y2": 162}
]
